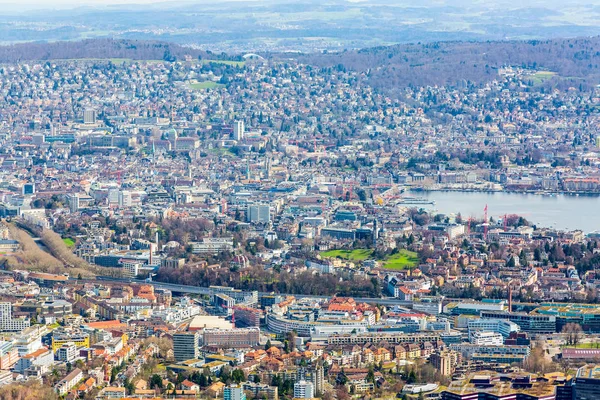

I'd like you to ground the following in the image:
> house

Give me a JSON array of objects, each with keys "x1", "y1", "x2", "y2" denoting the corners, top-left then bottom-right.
[{"x1": 181, "y1": 379, "x2": 200, "y2": 393}]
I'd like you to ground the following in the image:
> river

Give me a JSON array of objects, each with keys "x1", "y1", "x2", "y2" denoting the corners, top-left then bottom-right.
[{"x1": 415, "y1": 191, "x2": 600, "y2": 233}]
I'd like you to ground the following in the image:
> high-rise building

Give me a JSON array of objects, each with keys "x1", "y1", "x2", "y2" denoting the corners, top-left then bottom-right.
[
  {"x1": 224, "y1": 384, "x2": 246, "y2": 400},
  {"x1": 430, "y1": 351, "x2": 458, "y2": 377},
  {"x1": 118, "y1": 190, "x2": 132, "y2": 208},
  {"x1": 247, "y1": 204, "x2": 271, "y2": 223},
  {"x1": 83, "y1": 109, "x2": 97, "y2": 124},
  {"x1": 0, "y1": 302, "x2": 30, "y2": 332},
  {"x1": 173, "y1": 332, "x2": 199, "y2": 362},
  {"x1": 294, "y1": 381, "x2": 314, "y2": 399},
  {"x1": 233, "y1": 120, "x2": 245, "y2": 141}
]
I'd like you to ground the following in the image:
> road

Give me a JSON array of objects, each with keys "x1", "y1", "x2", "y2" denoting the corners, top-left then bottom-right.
[{"x1": 94, "y1": 276, "x2": 414, "y2": 307}]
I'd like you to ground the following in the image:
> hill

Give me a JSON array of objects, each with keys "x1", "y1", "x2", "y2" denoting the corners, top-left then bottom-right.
[
  {"x1": 295, "y1": 37, "x2": 600, "y2": 91},
  {"x1": 0, "y1": 39, "x2": 232, "y2": 63}
]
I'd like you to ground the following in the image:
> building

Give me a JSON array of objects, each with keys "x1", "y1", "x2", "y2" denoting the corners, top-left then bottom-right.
[
  {"x1": 242, "y1": 383, "x2": 278, "y2": 400},
  {"x1": 56, "y1": 342, "x2": 78, "y2": 363},
  {"x1": 14, "y1": 348, "x2": 53, "y2": 374},
  {"x1": 83, "y1": 109, "x2": 97, "y2": 124},
  {"x1": 190, "y1": 237, "x2": 234, "y2": 255},
  {"x1": 294, "y1": 380, "x2": 314, "y2": 399},
  {"x1": 224, "y1": 384, "x2": 246, "y2": 400},
  {"x1": 430, "y1": 351, "x2": 458, "y2": 377},
  {"x1": 468, "y1": 318, "x2": 520, "y2": 339},
  {"x1": 470, "y1": 331, "x2": 504, "y2": 346},
  {"x1": 479, "y1": 311, "x2": 556, "y2": 334},
  {"x1": 247, "y1": 204, "x2": 271, "y2": 224},
  {"x1": 52, "y1": 331, "x2": 90, "y2": 352},
  {"x1": 0, "y1": 341, "x2": 19, "y2": 369},
  {"x1": 233, "y1": 121, "x2": 245, "y2": 141},
  {"x1": 55, "y1": 368, "x2": 83, "y2": 395},
  {"x1": 232, "y1": 306, "x2": 262, "y2": 327},
  {"x1": 572, "y1": 364, "x2": 600, "y2": 400},
  {"x1": 0, "y1": 302, "x2": 30, "y2": 332},
  {"x1": 173, "y1": 332, "x2": 200, "y2": 362},
  {"x1": 202, "y1": 328, "x2": 260, "y2": 348}
]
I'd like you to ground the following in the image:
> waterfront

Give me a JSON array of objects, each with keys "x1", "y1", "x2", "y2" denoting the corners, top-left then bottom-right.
[{"x1": 418, "y1": 191, "x2": 600, "y2": 233}]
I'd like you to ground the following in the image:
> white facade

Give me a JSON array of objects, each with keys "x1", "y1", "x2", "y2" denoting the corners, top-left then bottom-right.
[
  {"x1": 294, "y1": 380, "x2": 315, "y2": 399},
  {"x1": 470, "y1": 331, "x2": 504, "y2": 346},
  {"x1": 468, "y1": 318, "x2": 520, "y2": 339},
  {"x1": 233, "y1": 120, "x2": 245, "y2": 141},
  {"x1": 0, "y1": 302, "x2": 30, "y2": 332}
]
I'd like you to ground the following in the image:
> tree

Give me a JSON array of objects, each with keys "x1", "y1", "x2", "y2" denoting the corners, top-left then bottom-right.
[
  {"x1": 562, "y1": 323, "x2": 583, "y2": 347},
  {"x1": 264, "y1": 339, "x2": 272, "y2": 350},
  {"x1": 150, "y1": 374, "x2": 163, "y2": 389}
]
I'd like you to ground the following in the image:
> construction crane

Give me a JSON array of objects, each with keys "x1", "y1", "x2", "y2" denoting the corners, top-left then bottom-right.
[{"x1": 483, "y1": 204, "x2": 489, "y2": 239}]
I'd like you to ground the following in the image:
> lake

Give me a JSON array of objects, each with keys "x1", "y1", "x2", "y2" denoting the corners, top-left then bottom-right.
[{"x1": 416, "y1": 191, "x2": 600, "y2": 233}]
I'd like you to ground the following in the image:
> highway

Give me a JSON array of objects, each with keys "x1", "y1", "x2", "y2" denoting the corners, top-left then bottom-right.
[{"x1": 94, "y1": 276, "x2": 414, "y2": 307}]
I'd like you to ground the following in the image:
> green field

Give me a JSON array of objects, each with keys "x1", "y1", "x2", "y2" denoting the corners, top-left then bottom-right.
[
  {"x1": 530, "y1": 71, "x2": 557, "y2": 85},
  {"x1": 563, "y1": 342, "x2": 600, "y2": 349},
  {"x1": 320, "y1": 248, "x2": 419, "y2": 269},
  {"x1": 382, "y1": 250, "x2": 419, "y2": 270},
  {"x1": 62, "y1": 238, "x2": 75, "y2": 248},
  {"x1": 189, "y1": 81, "x2": 225, "y2": 90},
  {"x1": 320, "y1": 249, "x2": 373, "y2": 261}
]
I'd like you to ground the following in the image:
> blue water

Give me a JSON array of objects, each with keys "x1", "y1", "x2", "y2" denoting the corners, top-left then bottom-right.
[{"x1": 418, "y1": 191, "x2": 599, "y2": 233}]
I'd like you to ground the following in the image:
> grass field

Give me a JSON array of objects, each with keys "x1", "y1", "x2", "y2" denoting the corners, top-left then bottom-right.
[
  {"x1": 62, "y1": 238, "x2": 75, "y2": 248},
  {"x1": 563, "y1": 342, "x2": 600, "y2": 349},
  {"x1": 189, "y1": 81, "x2": 225, "y2": 90},
  {"x1": 320, "y1": 248, "x2": 419, "y2": 269},
  {"x1": 530, "y1": 71, "x2": 557, "y2": 85},
  {"x1": 382, "y1": 250, "x2": 419, "y2": 270},
  {"x1": 320, "y1": 249, "x2": 373, "y2": 261}
]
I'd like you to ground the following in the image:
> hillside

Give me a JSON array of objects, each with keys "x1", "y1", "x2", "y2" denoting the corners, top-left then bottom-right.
[
  {"x1": 0, "y1": 39, "x2": 232, "y2": 63},
  {"x1": 295, "y1": 37, "x2": 600, "y2": 91}
]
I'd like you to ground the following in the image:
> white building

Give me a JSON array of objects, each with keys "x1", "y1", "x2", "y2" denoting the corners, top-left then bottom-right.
[
  {"x1": 470, "y1": 331, "x2": 503, "y2": 346},
  {"x1": 468, "y1": 318, "x2": 520, "y2": 339},
  {"x1": 294, "y1": 380, "x2": 315, "y2": 399},
  {"x1": 14, "y1": 347, "x2": 54, "y2": 373},
  {"x1": 118, "y1": 190, "x2": 132, "y2": 207},
  {"x1": 233, "y1": 120, "x2": 245, "y2": 141},
  {"x1": 56, "y1": 342, "x2": 78, "y2": 362},
  {"x1": 55, "y1": 368, "x2": 83, "y2": 395},
  {"x1": 0, "y1": 302, "x2": 30, "y2": 332}
]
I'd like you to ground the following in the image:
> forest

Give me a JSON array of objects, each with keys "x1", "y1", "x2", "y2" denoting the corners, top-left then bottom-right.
[{"x1": 294, "y1": 37, "x2": 600, "y2": 91}]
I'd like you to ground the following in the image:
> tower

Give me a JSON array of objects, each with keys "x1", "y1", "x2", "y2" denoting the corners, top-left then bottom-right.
[{"x1": 233, "y1": 120, "x2": 245, "y2": 141}]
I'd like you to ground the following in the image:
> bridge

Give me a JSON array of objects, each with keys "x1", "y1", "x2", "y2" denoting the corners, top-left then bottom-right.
[{"x1": 94, "y1": 276, "x2": 413, "y2": 307}]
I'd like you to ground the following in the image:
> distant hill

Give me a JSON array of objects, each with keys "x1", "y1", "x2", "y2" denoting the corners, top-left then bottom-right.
[
  {"x1": 0, "y1": 39, "x2": 229, "y2": 63},
  {"x1": 294, "y1": 37, "x2": 600, "y2": 91}
]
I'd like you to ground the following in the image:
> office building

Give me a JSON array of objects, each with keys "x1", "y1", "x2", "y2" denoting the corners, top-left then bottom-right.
[
  {"x1": 480, "y1": 311, "x2": 556, "y2": 334},
  {"x1": 203, "y1": 327, "x2": 260, "y2": 348},
  {"x1": 173, "y1": 332, "x2": 199, "y2": 362},
  {"x1": 224, "y1": 384, "x2": 246, "y2": 400},
  {"x1": 83, "y1": 109, "x2": 97, "y2": 124},
  {"x1": 233, "y1": 120, "x2": 244, "y2": 141},
  {"x1": 294, "y1": 380, "x2": 314, "y2": 399},
  {"x1": 468, "y1": 318, "x2": 520, "y2": 339},
  {"x1": 247, "y1": 204, "x2": 271, "y2": 223},
  {"x1": 56, "y1": 343, "x2": 78, "y2": 363},
  {"x1": 118, "y1": 190, "x2": 132, "y2": 207},
  {"x1": 572, "y1": 364, "x2": 600, "y2": 400},
  {"x1": 0, "y1": 302, "x2": 30, "y2": 332},
  {"x1": 470, "y1": 331, "x2": 504, "y2": 346}
]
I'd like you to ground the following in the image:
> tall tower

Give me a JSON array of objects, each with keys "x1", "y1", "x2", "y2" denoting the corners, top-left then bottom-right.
[{"x1": 233, "y1": 120, "x2": 245, "y2": 141}]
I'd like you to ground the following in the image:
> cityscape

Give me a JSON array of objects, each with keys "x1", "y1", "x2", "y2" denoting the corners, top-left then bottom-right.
[{"x1": 0, "y1": 1, "x2": 599, "y2": 400}]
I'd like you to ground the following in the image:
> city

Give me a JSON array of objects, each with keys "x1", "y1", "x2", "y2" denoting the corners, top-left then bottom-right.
[{"x1": 0, "y1": 2, "x2": 598, "y2": 400}]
